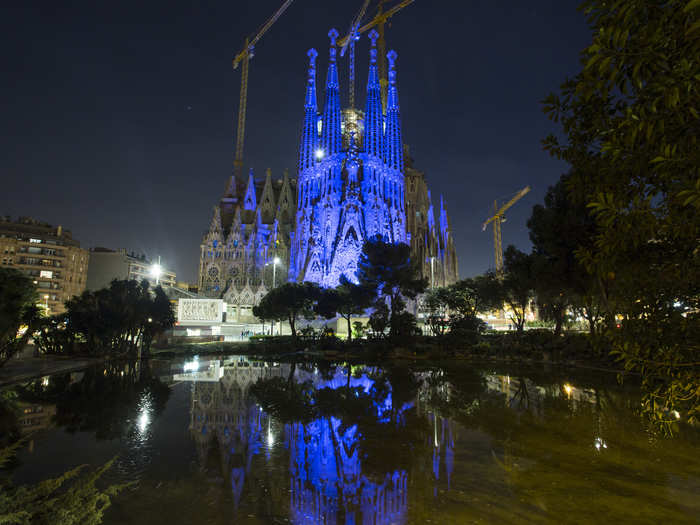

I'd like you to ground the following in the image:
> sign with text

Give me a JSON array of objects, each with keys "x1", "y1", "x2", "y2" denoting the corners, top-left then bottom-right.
[{"x1": 177, "y1": 299, "x2": 224, "y2": 324}]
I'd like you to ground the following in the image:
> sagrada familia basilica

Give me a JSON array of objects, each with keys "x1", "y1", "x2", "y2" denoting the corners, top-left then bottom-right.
[{"x1": 198, "y1": 29, "x2": 458, "y2": 313}]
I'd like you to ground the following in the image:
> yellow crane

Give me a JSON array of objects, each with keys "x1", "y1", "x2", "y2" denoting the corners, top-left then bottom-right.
[
  {"x1": 338, "y1": 0, "x2": 415, "y2": 109},
  {"x1": 482, "y1": 186, "x2": 531, "y2": 271},
  {"x1": 231, "y1": 0, "x2": 295, "y2": 179}
]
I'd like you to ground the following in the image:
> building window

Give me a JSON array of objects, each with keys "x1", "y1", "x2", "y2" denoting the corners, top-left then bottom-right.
[
  {"x1": 40, "y1": 270, "x2": 53, "y2": 279},
  {"x1": 29, "y1": 238, "x2": 42, "y2": 244}
]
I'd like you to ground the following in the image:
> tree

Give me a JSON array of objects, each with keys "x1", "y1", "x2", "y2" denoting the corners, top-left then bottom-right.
[
  {"x1": 314, "y1": 276, "x2": 373, "y2": 341},
  {"x1": 542, "y1": 0, "x2": 700, "y2": 427},
  {"x1": 0, "y1": 447, "x2": 129, "y2": 525},
  {"x1": 0, "y1": 268, "x2": 41, "y2": 367},
  {"x1": 253, "y1": 282, "x2": 319, "y2": 338},
  {"x1": 141, "y1": 285, "x2": 175, "y2": 354},
  {"x1": 527, "y1": 173, "x2": 602, "y2": 335},
  {"x1": 39, "y1": 279, "x2": 174, "y2": 356},
  {"x1": 356, "y1": 236, "x2": 427, "y2": 337},
  {"x1": 423, "y1": 287, "x2": 451, "y2": 336},
  {"x1": 501, "y1": 246, "x2": 536, "y2": 333}
]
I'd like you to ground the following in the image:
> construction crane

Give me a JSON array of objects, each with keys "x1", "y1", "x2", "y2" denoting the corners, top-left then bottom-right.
[
  {"x1": 482, "y1": 186, "x2": 531, "y2": 271},
  {"x1": 340, "y1": 0, "x2": 371, "y2": 109},
  {"x1": 338, "y1": 0, "x2": 415, "y2": 109},
  {"x1": 231, "y1": 0, "x2": 294, "y2": 179}
]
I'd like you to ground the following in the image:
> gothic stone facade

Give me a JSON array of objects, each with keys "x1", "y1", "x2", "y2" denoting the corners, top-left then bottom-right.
[{"x1": 199, "y1": 29, "x2": 458, "y2": 308}]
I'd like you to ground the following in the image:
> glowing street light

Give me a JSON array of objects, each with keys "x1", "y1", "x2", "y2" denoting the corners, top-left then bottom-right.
[
  {"x1": 43, "y1": 294, "x2": 49, "y2": 314},
  {"x1": 150, "y1": 255, "x2": 162, "y2": 285}
]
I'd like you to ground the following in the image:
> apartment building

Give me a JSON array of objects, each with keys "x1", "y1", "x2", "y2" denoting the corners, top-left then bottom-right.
[
  {"x1": 0, "y1": 216, "x2": 89, "y2": 314},
  {"x1": 86, "y1": 247, "x2": 176, "y2": 291}
]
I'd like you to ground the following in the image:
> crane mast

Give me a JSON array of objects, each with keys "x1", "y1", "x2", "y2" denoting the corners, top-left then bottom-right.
[
  {"x1": 339, "y1": 0, "x2": 414, "y2": 110},
  {"x1": 482, "y1": 186, "x2": 531, "y2": 271},
  {"x1": 231, "y1": 0, "x2": 294, "y2": 179}
]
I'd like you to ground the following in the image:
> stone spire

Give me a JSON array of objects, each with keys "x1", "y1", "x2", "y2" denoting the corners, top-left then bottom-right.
[
  {"x1": 385, "y1": 50, "x2": 403, "y2": 171},
  {"x1": 298, "y1": 48, "x2": 318, "y2": 173},
  {"x1": 321, "y1": 29, "x2": 342, "y2": 158},
  {"x1": 363, "y1": 30, "x2": 384, "y2": 159},
  {"x1": 243, "y1": 169, "x2": 257, "y2": 211}
]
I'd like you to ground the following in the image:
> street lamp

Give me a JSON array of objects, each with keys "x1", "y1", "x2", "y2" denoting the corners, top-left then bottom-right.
[
  {"x1": 429, "y1": 256, "x2": 435, "y2": 289},
  {"x1": 43, "y1": 294, "x2": 49, "y2": 314},
  {"x1": 266, "y1": 256, "x2": 281, "y2": 289},
  {"x1": 272, "y1": 257, "x2": 280, "y2": 288},
  {"x1": 150, "y1": 256, "x2": 162, "y2": 285}
]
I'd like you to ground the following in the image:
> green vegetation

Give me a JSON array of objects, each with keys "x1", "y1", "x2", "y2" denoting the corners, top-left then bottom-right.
[
  {"x1": 0, "y1": 447, "x2": 128, "y2": 525},
  {"x1": 540, "y1": 0, "x2": 700, "y2": 429},
  {"x1": 253, "y1": 281, "x2": 320, "y2": 338},
  {"x1": 0, "y1": 268, "x2": 42, "y2": 367},
  {"x1": 35, "y1": 279, "x2": 174, "y2": 357},
  {"x1": 356, "y1": 236, "x2": 427, "y2": 338}
]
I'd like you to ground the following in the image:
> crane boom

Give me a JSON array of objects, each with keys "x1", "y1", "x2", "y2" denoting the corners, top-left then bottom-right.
[
  {"x1": 337, "y1": 0, "x2": 415, "y2": 48},
  {"x1": 482, "y1": 186, "x2": 531, "y2": 271},
  {"x1": 338, "y1": 0, "x2": 414, "y2": 109},
  {"x1": 231, "y1": 0, "x2": 295, "y2": 177},
  {"x1": 482, "y1": 186, "x2": 531, "y2": 230}
]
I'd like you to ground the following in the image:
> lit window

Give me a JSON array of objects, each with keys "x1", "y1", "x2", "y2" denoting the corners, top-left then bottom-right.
[
  {"x1": 40, "y1": 270, "x2": 53, "y2": 279},
  {"x1": 29, "y1": 238, "x2": 41, "y2": 244}
]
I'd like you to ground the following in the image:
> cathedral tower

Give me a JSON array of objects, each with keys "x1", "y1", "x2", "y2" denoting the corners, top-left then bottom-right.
[{"x1": 291, "y1": 29, "x2": 407, "y2": 287}]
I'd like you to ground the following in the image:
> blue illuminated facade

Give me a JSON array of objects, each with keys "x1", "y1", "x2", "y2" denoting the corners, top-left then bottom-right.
[
  {"x1": 199, "y1": 29, "x2": 459, "y2": 306},
  {"x1": 290, "y1": 29, "x2": 408, "y2": 287}
]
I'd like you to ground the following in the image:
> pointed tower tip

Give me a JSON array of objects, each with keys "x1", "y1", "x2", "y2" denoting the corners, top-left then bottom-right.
[
  {"x1": 387, "y1": 50, "x2": 397, "y2": 68},
  {"x1": 368, "y1": 29, "x2": 379, "y2": 47},
  {"x1": 328, "y1": 28, "x2": 339, "y2": 45},
  {"x1": 307, "y1": 48, "x2": 318, "y2": 61}
]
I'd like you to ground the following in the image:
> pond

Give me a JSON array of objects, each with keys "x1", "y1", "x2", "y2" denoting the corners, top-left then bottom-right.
[{"x1": 2, "y1": 357, "x2": 699, "y2": 524}]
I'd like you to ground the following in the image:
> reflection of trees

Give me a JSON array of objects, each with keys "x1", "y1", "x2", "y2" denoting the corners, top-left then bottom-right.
[
  {"x1": 253, "y1": 364, "x2": 427, "y2": 525},
  {"x1": 424, "y1": 367, "x2": 700, "y2": 523},
  {"x1": 14, "y1": 361, "x2": 170, "y2": 440},
  {"x1": 183, "y1": 359, "x2": 432, "y2": 524}
]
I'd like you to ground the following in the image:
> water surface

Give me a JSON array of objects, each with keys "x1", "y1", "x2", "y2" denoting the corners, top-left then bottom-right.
[{"x1": 2, "y1": 357, "x2": 699, "y2": 524}]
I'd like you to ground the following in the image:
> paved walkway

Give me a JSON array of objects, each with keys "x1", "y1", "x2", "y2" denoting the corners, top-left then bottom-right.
[{"x1": 0, "y1": 348, "x2": 102, "y2": 387}]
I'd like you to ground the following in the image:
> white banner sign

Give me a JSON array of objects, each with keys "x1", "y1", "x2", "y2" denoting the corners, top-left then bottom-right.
[{"x1": 178, "y1": 299, "x2": 224, "y2": 324}]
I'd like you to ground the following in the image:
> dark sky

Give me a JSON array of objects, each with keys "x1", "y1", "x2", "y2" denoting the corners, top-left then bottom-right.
[{"x1": 0, "y1": 1, "x2": 590, "y2": 283}]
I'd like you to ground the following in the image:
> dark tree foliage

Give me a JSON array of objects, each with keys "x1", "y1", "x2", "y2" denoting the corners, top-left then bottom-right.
[
  {"x1": 253, "y1": 281, "x2": 320, "y2": 338},
  {"x1": 542, "y1": 0, "x2": 700, "y2": 428},
  {"x1": 0, "y1": 450, "x2": 129, "y2": 525},
  {"x1": 445, "y1": 272, "x2": 503, "y2": 318},
  {"x1": 423, "y1": 287, "x2": 451, "y2": 336},
  {"x1": 0, "y1": 268, "x2": 41, "y2": 367},
  {"x1": 501, "y1": 246, "x2": 536, "y2": 333},
  {"x1": 314, "y1": 276, "x2": 374, "y2": 341},
  {"x1": 36, "y1": 279, "x2": 174, "y2": 356},
  {"x1": 528, "y1": 174, "x2": 602, "y2": 335},
  {"x1": 356, "y1": 235, "x2": 427, "y2": 337}
]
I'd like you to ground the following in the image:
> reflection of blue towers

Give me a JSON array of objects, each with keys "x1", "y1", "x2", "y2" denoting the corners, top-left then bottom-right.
[
  {"x1": 287, "y1": 368, "x2": 410, "y2": 524},
  {"x1": 429, "y1": 413, "x2": 455, "y2": 494}
]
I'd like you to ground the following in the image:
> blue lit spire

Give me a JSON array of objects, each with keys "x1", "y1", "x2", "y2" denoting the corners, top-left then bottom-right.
[
  {"x1": 385, "y1": 50, "x2": 403, "y2": 171},
  {"x1": 363, "y1": 30, "x2": 384, "y2": 159},
  {"x1": 298, "y1": 48, "x2": 318, "y2": 172},
  {"x1": 321, "y1": 29, "x2": 342, "y2": 157}
]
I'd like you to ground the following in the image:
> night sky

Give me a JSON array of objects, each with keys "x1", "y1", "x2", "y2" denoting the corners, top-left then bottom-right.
[{"x1": 1, "y1": 1, "x2": 591, "y2": 283}]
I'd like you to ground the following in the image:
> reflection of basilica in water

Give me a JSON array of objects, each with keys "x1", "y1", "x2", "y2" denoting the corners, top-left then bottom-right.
[{"x1": 175, "y1": 358, "x2": 456, "y2": 524}]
